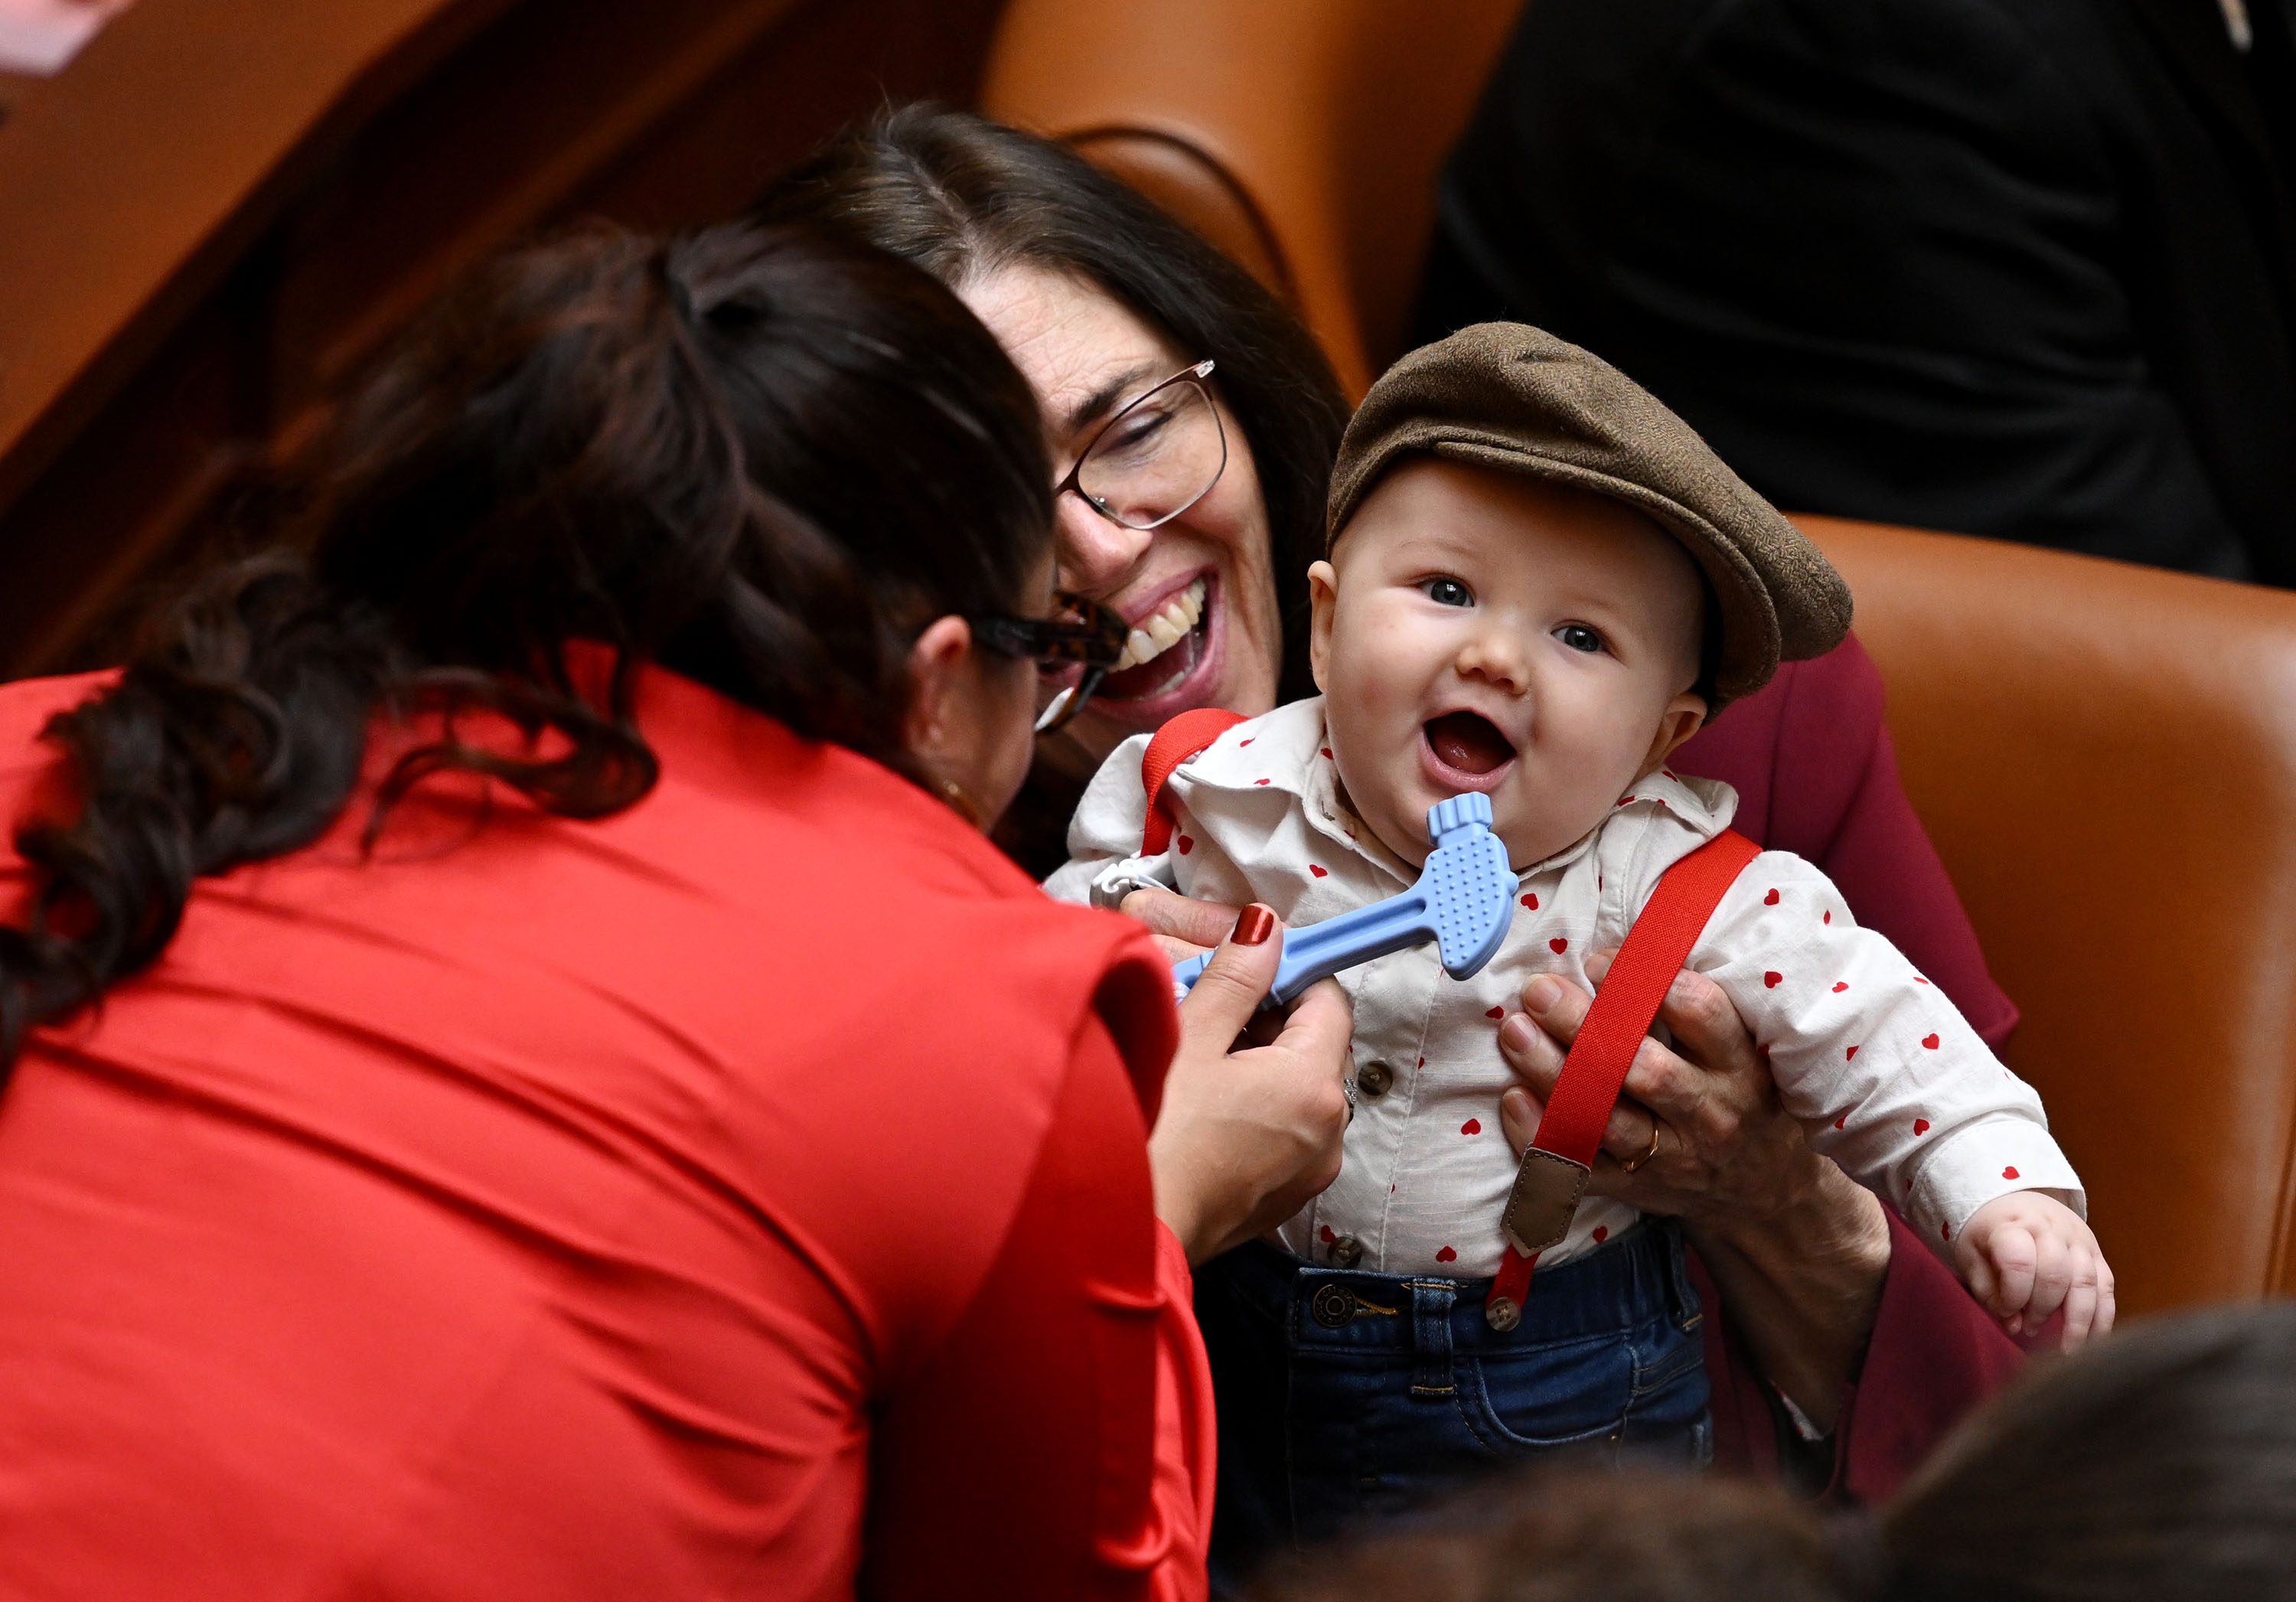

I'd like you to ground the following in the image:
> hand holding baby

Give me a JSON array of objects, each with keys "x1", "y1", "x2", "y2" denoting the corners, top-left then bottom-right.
[{"x1": 1956, "y1": 1190, "x2": 2115, "y2": 1348}]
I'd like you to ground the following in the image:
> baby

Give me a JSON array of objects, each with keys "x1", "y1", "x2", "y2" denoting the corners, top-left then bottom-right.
[{"x1": 1049, "y1": 325, "x2": 2106, "y2": 1529}]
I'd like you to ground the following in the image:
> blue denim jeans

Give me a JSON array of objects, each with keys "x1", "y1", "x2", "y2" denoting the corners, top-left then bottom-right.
[{"x1": 1196, "y1": 1221, "x2": 1711, "y2": 1588}]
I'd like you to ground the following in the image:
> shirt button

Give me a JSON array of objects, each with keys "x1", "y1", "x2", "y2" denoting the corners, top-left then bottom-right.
[
  {"x1": 1310, "y1": 1283, "x2": 1356, "y2": 1328},
  {"x1": 1356, "y1": 1060, "x2": 1394, "y2": 1098},
  {"x1": 1329, "y1": 1235, "x2": 1365, "y2": 1270}
]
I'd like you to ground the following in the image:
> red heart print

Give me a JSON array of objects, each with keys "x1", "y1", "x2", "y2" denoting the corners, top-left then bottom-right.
[
  {"x1": 1417, "y1": 1057, "x2": 1425, "y2": 1068},
  {"x1": 1461, "y1": 1118, "x2": 1482, "y2": 1135},
  {"x1": 1486, "y1": 1006, "x2": 1505, "y2": 1020},
  {"x1": 1319, "y1": 1224, "x2": 1335, "y2": 1242},
  {"x1": 2003, "y1": 1166, "x2": 2020, "y2": 1179},
  {"x1": 1618, "y1": 794, "x2": 1636, "y2": 806},
  {"x1": 1764, "y1": 971, "x2": 1782, "y2": 988},
  {"x1": 1662, "y1": 769, "x2": 1676, "y2": 780},
  {"x1": 1177, "y1": 835, "x2": 1194, "y2": 855},
  {"x1": 1435, "y1": 1245, "x2": 1457, "y2": 1263},
  {"x1": 1914, "y1": 1118, "x2": 1931, "y2": 1135},
  {"x1": 1309, "y1": 864, "x2": 1329, "y2": 877},
  {"x1": 1239, "y1": 738, "x2": 1254, "y2": 746},
  {"x1": 1941, "y1": 1221, "x2": 1951, "y2": 1241},
  {"x1": 1320, "y1": 747, "x2": 1333, "y2": 759},
  {"x1": 1824, "y1": 911, "x2": 1832, "y2": 924},
  {"x1": 1550, "y1": 937, "x2": 1569, "y2": 954},
  {"x1": 1922, "y1": 1033, "x2": 1940, "y2": 1049},
  {"x1": 1253, "y1": 778, "x2": 1270, "y2": 785},
  {"x1": 1521, "y1": 892, "x2": 1539, "y2": 909},
  {"x1": 1832, "y1": 981, "x2": 1848, "y2": 993},
  {"x1": 1915, "y1": 976, "x2": 1929, "y2": 985},
  {"x1": 1763, "y1": 889, "x2": 1780, "y2": 905},
  {"x1": 1847, "y1": 1045, "x2": 1860, "y2": 1060},
  {"x1": 1593, "y1": 1225, "x2": 1609, "y2": 1243},
  {"x1": 1833, "y1": 1114, "x2": 1846, "y2": 1129}
]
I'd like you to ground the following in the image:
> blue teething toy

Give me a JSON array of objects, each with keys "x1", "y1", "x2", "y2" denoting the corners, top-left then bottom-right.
[{"x1": 1172, "y1": 792, "x2": 1518, "y2": 1010}]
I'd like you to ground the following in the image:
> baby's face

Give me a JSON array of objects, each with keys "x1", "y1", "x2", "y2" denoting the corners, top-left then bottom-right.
[{"x1": 1309, "y1": 458, "x2": 1710, "y2": 869}]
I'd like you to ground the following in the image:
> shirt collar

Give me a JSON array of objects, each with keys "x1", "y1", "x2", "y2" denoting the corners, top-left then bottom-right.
[{"x1": 1177, "y1": 699, "x2": 1737, "y2": 883}]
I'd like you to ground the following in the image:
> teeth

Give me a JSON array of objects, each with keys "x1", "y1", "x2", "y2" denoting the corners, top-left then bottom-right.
[{"x1": 1110, "y1": 579, "x2": 1207, "y2": 672}]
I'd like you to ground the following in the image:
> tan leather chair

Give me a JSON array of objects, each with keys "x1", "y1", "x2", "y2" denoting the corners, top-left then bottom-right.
[
  {"x1": 980, "y1": 0, "x2": 1524, "y2": 399},
  {"x1": 1795, "y1": 519, "x2": 2296, "y2": 1316},
  {"x1": 984, "y1": 3, "x2": 2296, "y2": 1315}
]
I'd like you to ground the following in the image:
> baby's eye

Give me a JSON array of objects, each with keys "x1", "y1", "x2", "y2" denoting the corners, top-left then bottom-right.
[
  {"x1": 1424, "y1": 577, "x2": 1473, "y2": 608},
  {"x1": 1555, "y1": 624, "x2": 1606, "y2": 654}
]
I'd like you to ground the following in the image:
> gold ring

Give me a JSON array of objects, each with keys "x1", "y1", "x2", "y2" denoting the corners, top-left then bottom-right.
[{"x1": 1620, "y1": 1124, "x2": 1662, "y2": 1174}]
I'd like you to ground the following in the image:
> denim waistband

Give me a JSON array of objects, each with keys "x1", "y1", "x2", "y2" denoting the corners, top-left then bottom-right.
[{"x1": 1215, "y1": 1222, "x2": 1700, "y2": 1358}]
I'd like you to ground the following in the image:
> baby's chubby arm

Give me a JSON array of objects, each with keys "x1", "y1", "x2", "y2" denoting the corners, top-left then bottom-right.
[
  {"x1": 1682, "y1": 850, "x2": 2111, "y2": 1345},
  {"x1": 1957, "y1": 1190, "x2": 2115, "y2": 1347}
]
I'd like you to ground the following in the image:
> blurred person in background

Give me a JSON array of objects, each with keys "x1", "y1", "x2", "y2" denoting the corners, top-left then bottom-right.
[
  {"x1": 1420, "y1": 0, "x2": 2296, "y2": 583},
  {"x1": 1248, "y1": 1300, "x2": 2296, "y2": 1601},
  {"x1": 763, "y1": 106, "x2": 2037, "y2": 1583}
]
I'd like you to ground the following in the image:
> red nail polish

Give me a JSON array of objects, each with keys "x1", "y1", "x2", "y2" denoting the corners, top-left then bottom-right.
[{"x1": 1231, "y1": 904, "x2": 1277, "y2": 946}]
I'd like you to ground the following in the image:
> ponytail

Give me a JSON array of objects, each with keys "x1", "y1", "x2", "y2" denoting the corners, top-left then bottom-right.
[{"x1": 0, "y1": 220, "x2": 1052, "y2": 1082}]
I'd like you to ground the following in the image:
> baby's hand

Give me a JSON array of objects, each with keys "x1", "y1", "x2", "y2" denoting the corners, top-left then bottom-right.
[{"x1": 1953, "y1": 1191, "x2": 2115, "y2": 1349}]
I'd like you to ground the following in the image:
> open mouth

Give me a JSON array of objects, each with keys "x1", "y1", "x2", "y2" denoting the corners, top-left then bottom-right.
[
  {"x1": 1097, "y1": 576, "x2": 1210, "y2": 703},
  {"x1": 1424, "y1": 711, "x2": 1517, "y2": 776}
]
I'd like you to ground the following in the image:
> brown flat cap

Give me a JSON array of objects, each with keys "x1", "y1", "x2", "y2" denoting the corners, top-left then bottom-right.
[{"x1": 1328, "y1": 323, "x2": 1851, "y2": 706}]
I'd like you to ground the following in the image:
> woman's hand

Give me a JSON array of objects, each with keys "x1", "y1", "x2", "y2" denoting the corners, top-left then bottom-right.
[
  {"x1": 1495, "y1": 953, "x2": 1890, "y2": 1431},
  {"x1": 1119, "y1": 883, "x2": 1244, "y2": 965},
  {"x1": 1148, "y1": 905, "x2": 1354, "y2": 1267}
]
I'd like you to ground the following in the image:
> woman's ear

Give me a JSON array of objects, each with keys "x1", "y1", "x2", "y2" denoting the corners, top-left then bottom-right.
[
  {"x1": 1306, "y1": 560, "x2": 1340, "y2": 693},
  {"x1": 1638, "y1": 690, "x2": 1708, "y2": 780},
  {"x1": 903, "y1": 615, "x2": 977, "y2": 776}
]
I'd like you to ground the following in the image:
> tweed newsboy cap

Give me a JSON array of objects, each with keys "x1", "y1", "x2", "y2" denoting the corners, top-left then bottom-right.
[{"x1": 1328, "y1": 323, "x2": 1852, "y2": 707}]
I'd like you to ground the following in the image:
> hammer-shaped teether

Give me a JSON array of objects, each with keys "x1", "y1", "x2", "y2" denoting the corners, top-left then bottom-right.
[{"x1": 1172, "y1": 793, "x2": 1518, "y2": 1010}]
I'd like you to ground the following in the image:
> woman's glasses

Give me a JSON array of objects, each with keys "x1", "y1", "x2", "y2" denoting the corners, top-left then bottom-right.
[
  {"x1": 969, "y1": 592, "x2": 1131, "y2": 735},
  {"x1": 1056, "y1": 360, "x2": 1228, "y2": 532},
  {"x1": 970, "y1": 362, "x2": 1225, "y2": 737}
]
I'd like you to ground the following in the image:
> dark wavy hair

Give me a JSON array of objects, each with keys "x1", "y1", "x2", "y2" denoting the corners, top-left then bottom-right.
[
  {"x1": 0, "y1": 220, "x2": 1051, "y2": 1080},
  {"x1": 755, "y1": 102, "x2": 1351, "y2": 706}
]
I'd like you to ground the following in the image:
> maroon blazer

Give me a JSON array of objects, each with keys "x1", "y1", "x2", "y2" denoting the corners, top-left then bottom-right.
[{"x1": 1674, "y1": 632, "x2": 2024, "y2": 1497}]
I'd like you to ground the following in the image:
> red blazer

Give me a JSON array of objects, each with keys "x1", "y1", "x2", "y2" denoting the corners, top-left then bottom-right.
[
  {"x1": 1677, "y1": 634, "x2": 2023, "y2": 1496},
  {"x1": 0, "y1": 665, "x2": 1213, "y2": 1600}
]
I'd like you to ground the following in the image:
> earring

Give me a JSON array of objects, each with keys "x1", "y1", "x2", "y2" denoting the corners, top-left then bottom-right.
[{"x1": 938, "y1": 776, "x2": 987, "y2": 830}]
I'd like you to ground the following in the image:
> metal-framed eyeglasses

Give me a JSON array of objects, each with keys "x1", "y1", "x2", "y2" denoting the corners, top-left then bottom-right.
[
  {"x1": 968, "y1": 591, "x2": 1131, "y2": 736},
  {"x1": 1054, "y1": 359, "x2": 1228, "y2": 532}
]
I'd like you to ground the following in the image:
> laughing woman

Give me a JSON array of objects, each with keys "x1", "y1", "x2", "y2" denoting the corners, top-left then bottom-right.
[{"x1": 765, "y1": 105, "x2": 2033, "y2": 1573}]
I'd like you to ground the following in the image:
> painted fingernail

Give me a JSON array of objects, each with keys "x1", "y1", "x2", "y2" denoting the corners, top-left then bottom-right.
[
  {"x1": 1231, "y1": 904, "x2": 1277, "y2": 946},
  {"x1": 1525, "y1": 975, "x2": 1562, "y2": 1014}
]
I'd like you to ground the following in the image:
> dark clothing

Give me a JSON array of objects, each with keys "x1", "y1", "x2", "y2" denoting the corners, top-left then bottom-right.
[
  {"x1": 1418, "y1": 0, "x2": 2296, "y2": 582},
  {"x1": 1200, "y1": 1225, "x2": 1711, "y2": 1587}
]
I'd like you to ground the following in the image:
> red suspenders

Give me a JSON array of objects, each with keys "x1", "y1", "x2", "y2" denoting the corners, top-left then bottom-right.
[
  {"x1": 1138, "y1": 707, "x2": 1248, "y2": 855},
  {"x1": 1133, "y1": 712, "x2": 1760, "y2": 1330},
  {"x1": 1485, "y1": 827, "x2": 1762, "y2": 1329}
]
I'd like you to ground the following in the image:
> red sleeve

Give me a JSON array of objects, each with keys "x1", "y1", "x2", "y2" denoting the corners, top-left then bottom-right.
[
  {"x1": 1692, "y1": 1208, "x2": 2024, "y2": 1503},
  {"x1": 859, "y1": 1011, "x2": 1212, "y2": 1602},
  {"x1": 1831, "y1": 1208, "x2": 2025, "y2": 1503},
  {"x1": 1675, "y1": 634, "x2": 2019, "y2": 1051}
]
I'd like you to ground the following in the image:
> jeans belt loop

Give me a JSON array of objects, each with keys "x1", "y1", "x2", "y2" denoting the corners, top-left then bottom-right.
[{"x1": 1410, "y1": 1277, "x2": 1456, "y2": 1396}]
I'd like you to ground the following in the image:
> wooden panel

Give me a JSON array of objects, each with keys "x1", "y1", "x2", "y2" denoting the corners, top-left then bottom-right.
[{"x1": 0, "y1": 0, "x2": 1007, "y2": 677}]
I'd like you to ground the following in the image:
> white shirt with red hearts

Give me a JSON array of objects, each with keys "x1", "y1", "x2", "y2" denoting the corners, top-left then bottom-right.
[{"x1": 1046, "y1": 697, "x2": 2082, "y2": 1280}]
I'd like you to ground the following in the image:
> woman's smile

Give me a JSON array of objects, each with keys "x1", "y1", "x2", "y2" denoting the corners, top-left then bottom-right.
[{"x1": 960, "y1": 265, "x2": 1283, "y2": 763}]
